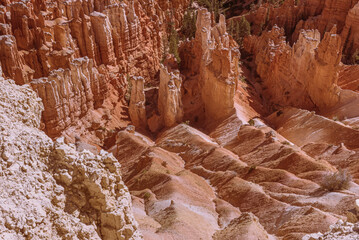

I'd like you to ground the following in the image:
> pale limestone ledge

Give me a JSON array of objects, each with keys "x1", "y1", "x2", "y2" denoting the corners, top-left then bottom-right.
[{"x1": 0, "y1": 74, "x2": 142, "y2": 240}]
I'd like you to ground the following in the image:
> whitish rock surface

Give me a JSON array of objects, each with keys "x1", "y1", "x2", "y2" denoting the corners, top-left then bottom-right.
[
  {"x1": 0, "y1": 74, "x2": 141, "y2": 239},
  {"x1": 303, "y1": 220, "x2": 359, "y2": 240}
]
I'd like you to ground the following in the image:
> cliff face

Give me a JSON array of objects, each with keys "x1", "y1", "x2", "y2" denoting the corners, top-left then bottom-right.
[
  {"x1": 157, "y1": 64, "x2": 184, "y2": 128},
  {"x1": 196, "y1": 11, "x2": 240, "y2": 121},
  {"x1": 341, "y1": 2, "x2": 359, "y2": 61},
  {"x1": 0, "y1": 0, "x2": 190, "y2": 139},
  {"x1": 3, "y1": 1, "x2": 359, "y2": 240},
  {"x1": 127, "y1": 8, "x2": 240, "y2": 131},
  {"x1": 244, "y1": 25, "x2": 342, "y2": 110},
  {"x1": 180, "y1": 8, "x2": 240, "y2": 123},
  {"x1": 242, "y1": 0, "x2": 359, "y2": 57},
  {"x1": 0, "y1": 71, "x2": 141, "y2": 239},
  {"x1": 129, "y1": 76, "x2": 147, "y2": 130}
]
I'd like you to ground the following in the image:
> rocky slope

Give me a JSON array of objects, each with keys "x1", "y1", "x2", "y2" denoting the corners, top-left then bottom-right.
[
  {"x1": 111, "y1": 5, "x2": 359, "y2": 240},
  {"x1": 0, "y1": 68, "x2": 141, "y2": 239},
  {"x1": 2, "y1": 0, "x2": 359, "y2": 240}
]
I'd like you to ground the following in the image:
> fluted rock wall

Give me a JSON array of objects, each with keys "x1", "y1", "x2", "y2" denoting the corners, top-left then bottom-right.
[
  {"x1": 142, "y1": 59, "x2": 184, "y2": 133},
  {"x1": 198, "y1": 11, "x2": 239, "y2": 120},
  {"x1": 0, "y1": 73, "x2": 141, "y2": 239},
  {"x1": 0, "y1": 35, "x2": 30, "y2": 85},
  {"x1": 341, "y1": 2, "x2": 359, "y2": 60},
  {"x1": 128, "y1": 76, "x2": 147, "y2": 129},
  {"x1": 243, "y1": 0, "x2": 359, "y2": 55},
  {"x1": 180, "y1": 8, "x2": 240, "y2": 123},
  {"x1": 31, "y1": 57, "x2": 108, "y2": 137},
  {"x1": 244, "y1": 25, "x2": 342, "y2": 110},
  {"x1": 158, "y1": 64, "x2": 184, "y2": 128},
  {"x1": 0, "y1": 0, "x2": 190, "y2": 138},
  {"x1": 292, "y1": 0, "x2": 358, "y2": 40}
]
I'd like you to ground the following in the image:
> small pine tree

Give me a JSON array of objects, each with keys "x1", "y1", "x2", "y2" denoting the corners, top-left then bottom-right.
[
  {"x1": 168, "y1": 22, "x2": 181, "y2": 63},
  {"x1": 213, "y1": 0, "x2": 220, "y2": 21},
  {"x1": 197, "y1": 0, "x2": 229, "y2": 21},
  {"x1": 352, "y1": 49, "x2": 359, "y2": 64},
  {"x1": 228, "y1": 19, "x2": 238, "y2": 42},
  {"x1": 239, "y1": 16, "x2": 251, "y2": 37},
  {"x1": 181, "y1": 8, "x2": 197, "y2": 40},
  {"x1": 228, "y1": 19, "x2": 234, "y2": 36},
  {"x1": 227, "y1": 16, "x2": 251, "y2": 47},
  {"x1": 238, "y1": 16, "x2": 251, "y2": 46}
]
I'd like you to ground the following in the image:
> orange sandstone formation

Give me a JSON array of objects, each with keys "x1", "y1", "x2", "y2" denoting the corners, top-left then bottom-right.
[
  {"x1": 129, "y1": 76, "x2": 147, "y2": 130},
  {"x1": 157, "y1": 64, "x2": 184, "y2": 128},
  {"x1": 0, "y1": 0, "x2": 190, "y2": 139},
  {"x1": 2, "y1": 1, "x2": 359, "y2": 240},
  {"x1": 180, "y1": 8, "x2": 240, "y2": 124},
  {"x1": 244, "y1": 25, "x2": 342, "y2": 110}
]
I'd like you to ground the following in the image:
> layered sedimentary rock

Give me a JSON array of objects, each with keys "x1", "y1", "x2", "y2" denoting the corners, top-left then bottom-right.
[
  {"x1": 129, "y1": 76, "x2": 147, "y2": 130},
  {"x1": 0, "y1": 35, "x2": 30, "y2": 85},
  {"x1": 31, "y1": 57, "x2": 106, "y2": 137},
  {"x1": 241, "y1": 0, "x2": 359, "y2": 57},
  {"x1": 112, "y1": 111, "x2": 359, "y2": 239},
  {"x1": 341, "y1": 2, "x2": 359, "y2": 61},
  {"x1": 0, "y1": 74, "x2": 141, "y2": 239},
  {"x1": 244, "y1": 25, "x2": 342, "y2": 110},
  {"x1": 157, "y1": 64, "x2": 183, "y2": 128},
  {"x1": 267, "y1": 107, "x2": 359, "y2": 150},
  {"x1": 303, "y1": 220, "x2": 359, "y2": 240},
  {"x1": 243, "y1": 1, "x2": 303, "y2": 37},
  {"x1": 213, "y1": 213, "x2": 276, "y2": 240},
  {"x1": 198, "y1": 12, "x2": 240, "y2": 120},
  {"x1": 4, "y1": 1, "x2": 359, "y2": 240},
  {"x1": 292, "y1": 0, "x2": 358, "y2": 41},
  {"x1": 90, "y1": 11, "x2": 116, "y2": 65},
  {"x1": 180, "y1": 8, "x2": 240, "y2": 123},
  {"x1": 338, "y1": 64, "x2": 359, "y2": 91},
  {"x1": 142, "y1": 57, "x2": 186, "y2": 132},
  {"x1": 0, "y1": 0, "x2": 190, "y2": 140}
]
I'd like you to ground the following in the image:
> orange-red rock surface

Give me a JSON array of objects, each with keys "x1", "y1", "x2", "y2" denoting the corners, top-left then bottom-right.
[
  {"x1": 244, "y1": 25, "x2": 343, "y2": 110},
  {"x1": 0, "y1": 0, "x2": 190, "y2": 142},
  {"x1": 242, "y1": 0, "x2": 359, "y2": 58},
  {"x1": 2, "y1": 0, "x2": 359, "y2": 240}
]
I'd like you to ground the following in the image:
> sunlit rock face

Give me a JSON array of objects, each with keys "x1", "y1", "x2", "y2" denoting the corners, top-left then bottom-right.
[
  {"x1": 180, "y1": 8, "x2": 240, "y2": 124},
  {"x1": 3, "y1": 1, "x2": 359, "y2": 240},
  {"x1": 0, "y1": 73, "x2": 141, "y2": 240},
  {"x1": 244, "y1": 25, "x2": 342, "y2": 110},
  {"x1": 0, "y1": 0, "x2": 190, "y2": 139},
  {"x1": 158, "y1": 64, "x2": 184, "y2": 128}
]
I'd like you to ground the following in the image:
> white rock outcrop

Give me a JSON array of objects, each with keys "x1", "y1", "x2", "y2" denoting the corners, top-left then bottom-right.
[
  {"x1": 0, "y1": 73, "x2": 142, "y2": 239},
  {"x1": 303, "y1": 220, "x2": 359, "y2": 240}
]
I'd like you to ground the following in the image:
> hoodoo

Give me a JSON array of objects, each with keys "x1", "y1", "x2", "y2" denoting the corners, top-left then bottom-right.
[{"x1": 1, "y1": 0, "x2": 359, "y2": 239}]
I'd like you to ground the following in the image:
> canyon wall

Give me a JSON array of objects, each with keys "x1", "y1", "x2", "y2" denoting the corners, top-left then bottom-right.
[
  {"x1": 129, "y1": 76, "x2": 147, "y2": 130},
  {"x1": 180, "y1": 8, "x2": 240, "y2": 124},
  {"x1": 242, "y1": 0, "x2": 359, "y2": 58},
  {"x1": 341, "y1": 2, "x2": 359, "y2": 61},
  {"x1": 0, "y1": 0, "x2": 190, "y2": 139},
  {"x1": 127, "y1": 8, "x2": 241, "y2": 131},
  {"x1": 244, "y1": 25, "x2": 342, "y2": 110},
  {"x1": 3, "y1": 1, "x2": 359, "y2": 240},
  {"x1": 197, "y1": 11, "x2": 240, "y2": 121}
]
